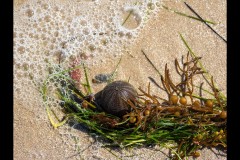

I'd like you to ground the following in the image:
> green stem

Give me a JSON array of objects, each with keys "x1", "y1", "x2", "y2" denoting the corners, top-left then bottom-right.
[
  {"x1": 82, "y1": 63, "x2": 92, "y2": 94},
  {"x1": 162, "y1": 5, "x2": 216, "y2": 25},
  {"x1": 108, "y1": 56, "x2": 122, "y2": 83}
]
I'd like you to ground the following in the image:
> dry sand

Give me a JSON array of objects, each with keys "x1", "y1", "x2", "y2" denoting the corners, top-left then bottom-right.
[{"x1": 14, "y1": 0, "x2": 226, "y2": 159}]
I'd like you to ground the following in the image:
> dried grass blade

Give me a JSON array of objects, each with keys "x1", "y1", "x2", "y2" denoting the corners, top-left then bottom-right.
[
  {"x1": 141, "y1": 50, "x2": 162, "y2": 77},
  {"x1": 162, "y1": 5, "x2": 216, "y2": 25},
  {"x1": 184, "y1": 2, "x2": 227, "y2": 43},
  {"x1": 148, "y1": 76, "x2": 165, "y2": 91}
]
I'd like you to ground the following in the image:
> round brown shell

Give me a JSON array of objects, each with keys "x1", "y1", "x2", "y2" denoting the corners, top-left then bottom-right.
[{"x1": 94, "y1": 81, "x2": 138, "y2": 117}]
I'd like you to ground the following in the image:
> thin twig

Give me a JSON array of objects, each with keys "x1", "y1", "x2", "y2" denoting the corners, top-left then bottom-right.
[
  {"x1": 184, "y1": 2, "x2": 227, "y2": 43},
  {"x1": 141, "y1": 50, "x2": 162, "y2": 77},
  {"x1": 122, "y1": 10, "x2": 133, "y2": 26},
  {"x1": 148, "y1": 76, "x2": 165, "y2": 91}
]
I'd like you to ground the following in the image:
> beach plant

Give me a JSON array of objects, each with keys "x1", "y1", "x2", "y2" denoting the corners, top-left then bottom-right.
[{"x1": 42, "y1": 35, "x2": 226, "y2": 159}]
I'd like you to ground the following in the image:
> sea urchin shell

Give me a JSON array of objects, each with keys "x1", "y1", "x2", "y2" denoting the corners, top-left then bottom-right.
[{"x1": 94, "y1": 81, "x2": 138, "y2": 117}]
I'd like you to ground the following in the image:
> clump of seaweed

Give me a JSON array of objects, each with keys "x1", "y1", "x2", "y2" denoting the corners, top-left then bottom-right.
[{"x1": 42, "y1": 39, "x2": 226, "y2": 160}]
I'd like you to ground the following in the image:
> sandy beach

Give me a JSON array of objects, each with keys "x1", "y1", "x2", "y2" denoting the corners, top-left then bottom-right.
[{"x1": 14, "y1": 0, "x2": 226, "y2": 159}]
